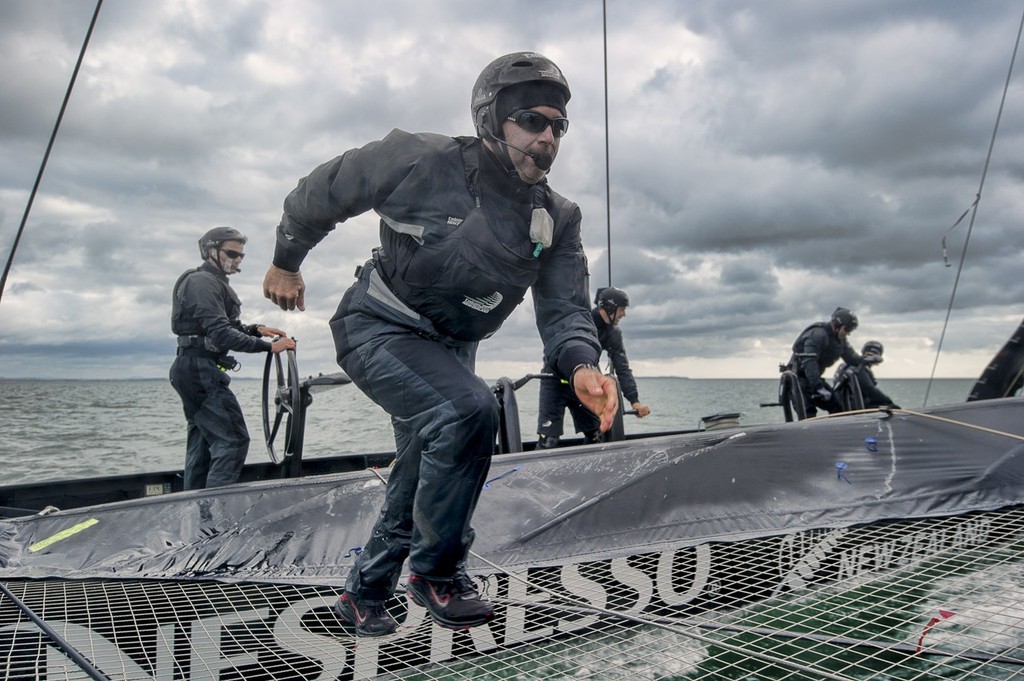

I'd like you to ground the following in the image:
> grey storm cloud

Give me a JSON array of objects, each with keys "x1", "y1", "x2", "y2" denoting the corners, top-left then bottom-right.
[{"x1": 1, "y1": 0, "x2": 1022, "y2": 381}]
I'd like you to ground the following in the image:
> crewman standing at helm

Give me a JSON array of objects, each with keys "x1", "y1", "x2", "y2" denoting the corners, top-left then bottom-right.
[
  {"x1": 170, "y1": 227, "x2": 295, "y2": 489},
  {"x1": 262, "y1": 52, "x2": 618, "y2": 636}
]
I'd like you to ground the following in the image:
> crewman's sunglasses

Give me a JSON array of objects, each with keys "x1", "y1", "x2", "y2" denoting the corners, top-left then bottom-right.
[
  {"x1": 221, "y1": 249, "x2": 245, "y2": 260},
  {"x1": 506, "y1": 110, "x2": 569, "y2": 138}
]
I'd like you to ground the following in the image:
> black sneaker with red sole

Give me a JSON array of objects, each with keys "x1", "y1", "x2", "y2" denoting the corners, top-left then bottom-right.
[
  {"x1": 406, "y1": 573, "x2": 494, "y2": 630},
  {"x1": 332, "y1": 592, "x2": 398, "y2": 637}
]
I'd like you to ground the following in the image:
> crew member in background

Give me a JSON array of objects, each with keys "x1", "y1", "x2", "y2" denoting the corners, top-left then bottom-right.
[
  {"x1": 788, "y1": 307, "x2": 872, "y2": 417},
  {"x1": 261, "y1": 52, "x2": 618, "y2": 637},
  {"x1": 836, "y1": 339, "x2": 899, "y2": 409},
  {"x1": 170, "y1": 227, "x2": 295, "y2": 490},
  {"x1": 537, "y1": 286, "x2": 651, "y2": 448}
]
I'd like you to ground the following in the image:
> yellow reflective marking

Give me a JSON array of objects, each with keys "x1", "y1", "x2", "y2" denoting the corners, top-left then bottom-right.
[{"x1": 28, "y1": 518, "x2": 99, "y2": 553}]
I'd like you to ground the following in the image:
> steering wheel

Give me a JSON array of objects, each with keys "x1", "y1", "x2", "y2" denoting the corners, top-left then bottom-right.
[
  {"x1": 261, "y1": 348, "x2": 303, "y2": 464},
  {"x1": 778, "y1": 369, "x2": 807, "y2": 422}
]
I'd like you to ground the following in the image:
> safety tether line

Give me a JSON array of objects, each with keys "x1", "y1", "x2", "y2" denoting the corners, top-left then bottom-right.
[
  {"x1": 0, "y1": 0, "x2": 104, "y2": 305},
  {"x1": 925, "y1": 7, "x2": 1024, "y2": 405}
]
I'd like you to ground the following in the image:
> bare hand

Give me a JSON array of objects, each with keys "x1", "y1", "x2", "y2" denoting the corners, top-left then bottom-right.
[
  {"x1": 632, "y1": 402, "x2": 651, "y2": 418},
  {"x1": 256, "y1": 325, "x2": 288, "y2": 338},
  {"x1": 263, "y1": 265, "x2": 306, "y2": 311},
  {"x1": 572, "y1": 366, "x2": 619, "y2": 432},
  {"x1": 270, "y1": 336, "x2": 297, "y2": 354}
]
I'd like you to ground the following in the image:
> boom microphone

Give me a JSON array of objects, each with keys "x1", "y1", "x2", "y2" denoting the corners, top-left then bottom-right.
[{"x1": 489, "y1": 134, "x2": 554, "y2": 171}]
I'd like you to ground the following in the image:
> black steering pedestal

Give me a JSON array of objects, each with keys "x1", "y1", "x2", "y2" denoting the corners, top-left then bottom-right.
[
  {"x1": 262, "y1": 348, "x2": 306, "y2": 473},
  {"x1": 261, "y1": 348, "x2": 353, "y2": 477}
]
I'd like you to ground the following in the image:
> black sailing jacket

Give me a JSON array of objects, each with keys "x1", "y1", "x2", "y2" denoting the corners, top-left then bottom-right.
[
  {"x1": 273, "y1": 129, "x2": 600, "y2": 376},
  {"x1": 790, "y1": 322, "x2": 861, "y2": 391},
  {"x1": 593, "y1": 308, "x2": 640, "y2": 404},
  {"x1": 171, "y1": 262, "x2": 269, "y2": 354}
]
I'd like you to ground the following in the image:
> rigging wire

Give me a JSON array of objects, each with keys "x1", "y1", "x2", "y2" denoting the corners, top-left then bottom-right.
[
  {"x1": 602, "y1": 0, "x2": 613, "y2": 287},
  {"x1": 0, "y1": 0, "x2": 104, "y2": 306},
  {"x1": 924, "y1": 7, "x2": 1024, "y2": 406}
]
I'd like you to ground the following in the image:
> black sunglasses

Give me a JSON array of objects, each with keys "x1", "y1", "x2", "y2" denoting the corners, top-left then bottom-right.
[
  {"x1": 221, "y1": 249, "x2": 245, "y2": 260},
  {"x1": 506, "y1": 110, "x2": 569, "y2": 138}
]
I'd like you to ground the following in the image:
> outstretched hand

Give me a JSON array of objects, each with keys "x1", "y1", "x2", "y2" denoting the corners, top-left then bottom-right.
[
  {"x1": 572, "y1": 366, "x2": 619, "y2": 432},
  {"x1": 264, "y1": 265, "x2": 306, "y2": 311}
]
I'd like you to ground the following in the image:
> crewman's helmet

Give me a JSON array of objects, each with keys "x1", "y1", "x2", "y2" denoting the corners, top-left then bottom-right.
[
  {"x1": 595, "y1": 286, "x2": 630, "y2": 315},
  {"x1": 471, "y1": 52, "x2": 571, "y2": 139},
  {"x1": 198, "y1": 226, "x2": 247, "y2": 260},
  {"x1": 831, "y1": 307, "x2": 859, "y2": 333},
  {"x1": 862, "y1": 340, "x2": 884, "y2": 356}
]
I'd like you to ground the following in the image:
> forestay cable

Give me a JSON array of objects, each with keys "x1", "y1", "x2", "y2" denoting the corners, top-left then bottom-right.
[{"x1": 925, "y1": 7, "x2": 1024, "y2": 405}]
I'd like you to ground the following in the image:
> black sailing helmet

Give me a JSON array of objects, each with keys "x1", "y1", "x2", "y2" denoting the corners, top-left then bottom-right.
[
  {"x1": 595, "y1": 286, "x2": 630, "y2": 315},
  {"x1": 862, "y1": 340, "x2": 884, "y2": 356},
  {"x1": 831, "y1": 307, "x2": 859, "y2": 333},
  {"x1": 471, "y1": 52, "x2": 571, "y2": 139},
  {"x1": 198, "y1": 226, "x2": 247, "y2": 260}
]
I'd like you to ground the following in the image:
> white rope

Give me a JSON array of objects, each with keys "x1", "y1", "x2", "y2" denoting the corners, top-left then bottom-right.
[
  {"x1": 894, "y1": 407, "x2": 1024, "y2": 442},
  {"x1": 817, "y1": 405, "x2": 1024, "y2": 442}
]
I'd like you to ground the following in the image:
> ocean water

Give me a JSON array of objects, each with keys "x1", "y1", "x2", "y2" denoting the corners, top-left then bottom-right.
[{"x1": 0, "y1": 375, "x2": 976, "y2": 486}]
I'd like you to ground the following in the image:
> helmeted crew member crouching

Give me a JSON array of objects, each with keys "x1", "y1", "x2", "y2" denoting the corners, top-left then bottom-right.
[
  {"x1": 835, "y1": 339, "x2": 899, "y2": 409},
  {"x1": 788, "y1": 307, "x2": 872, "y2": 417}
]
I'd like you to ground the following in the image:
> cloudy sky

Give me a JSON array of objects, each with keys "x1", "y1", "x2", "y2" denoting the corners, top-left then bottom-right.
[{"x1": 1, "y1": 0, "x2": 1022, "y2": 382}]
